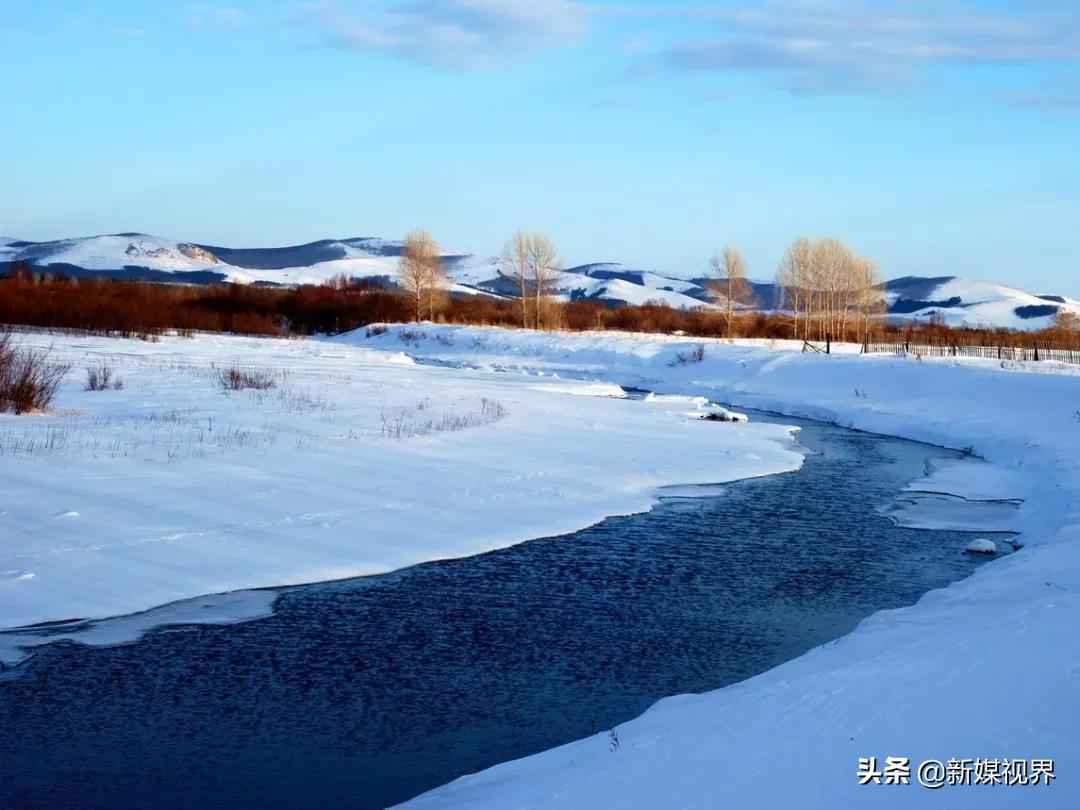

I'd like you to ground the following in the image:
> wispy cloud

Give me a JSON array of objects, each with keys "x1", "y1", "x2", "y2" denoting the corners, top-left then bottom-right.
[
  {"x1": 289, "y1": 0, "x2": 1080, "y2": 98},
  {"x1": 1003, "y1": 90, "x2": 1080, "y2": 113},
  {"x1": 648, "y1": 1, "x2": 1080, "y2": 95},
  {"x1": 185, "y1": 4, "x2": 254, "y2": 32},
  {"x1": 297, "y1": 0, "x2": 589, "y2": 68}
]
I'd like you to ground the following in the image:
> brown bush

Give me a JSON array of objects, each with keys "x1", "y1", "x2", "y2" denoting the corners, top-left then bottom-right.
[
  {"x1": 0, "y1": 332, "x2": 71, "y2": 414},
  {"x1": 85, "y1": 364, "x2": 123, "y2": 391},
  {"x1": 218, "y1": 367, "x2": 276, "y2": 391}
]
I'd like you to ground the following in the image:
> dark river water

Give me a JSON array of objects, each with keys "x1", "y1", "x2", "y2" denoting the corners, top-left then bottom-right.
[{"x1": 0, "y1": 410, "x2": 997, "y2": 810}]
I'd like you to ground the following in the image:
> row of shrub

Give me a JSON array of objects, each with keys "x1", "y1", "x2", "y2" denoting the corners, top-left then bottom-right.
[
  {"x1": 0, "y1": 269, "x2": 413, "y2": 337},
  {"x1": 2, "y1": 266, "x2": 1077, "y2": 350}
]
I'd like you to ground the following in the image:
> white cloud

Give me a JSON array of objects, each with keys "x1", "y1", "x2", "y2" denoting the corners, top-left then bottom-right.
[
  {"x1": 1002, "y1": 90, "x2": 1080, "y2": 113},
  {"x1": 291, "y1": 0, "x2": 1080, "y2": 96},
  {"x1": 297, "y1": 0, "x2": 589, "y2": 68},
  {"x1": 186, "y1": 4, "x2": 254, "y2": 32},
  {"x1": 652, "y1": 1, "x2": 1080, "y2": 94}
]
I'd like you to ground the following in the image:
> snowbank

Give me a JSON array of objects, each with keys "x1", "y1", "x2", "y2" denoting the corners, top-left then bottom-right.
[
  {"x1": 331, "y1": 325, "x2": 1080, "y2": 810},
  {"x1": 643, "y1": 393, "x2": 710, "y2": 407},
  {"x1": 0, "y1": 590, "x2": 277, "y2": 668},
  {"x1": 532, "y1": 382, "x2": 628, "y2": 398}
]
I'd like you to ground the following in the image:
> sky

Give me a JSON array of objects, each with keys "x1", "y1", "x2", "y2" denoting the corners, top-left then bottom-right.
[{"x1": 2, "y1": 1, "x2": 1079, "y2": 290}]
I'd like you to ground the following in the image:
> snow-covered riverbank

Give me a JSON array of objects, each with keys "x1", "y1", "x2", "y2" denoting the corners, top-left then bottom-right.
[
  {"x1": 329, "y1": 325, "x2": 1080, "y2": 810},
  {"x1": 0, "y1": 331, "x2": 802, "y2": 643}
]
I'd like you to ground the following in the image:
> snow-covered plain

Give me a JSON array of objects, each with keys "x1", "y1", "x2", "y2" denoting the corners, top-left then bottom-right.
[
  {"x1": 326, "y1": 324, "x2": 1080, "y2": 810},
  {"x1": 0, "y1": 330, "x2": 802, "y2": 650}
]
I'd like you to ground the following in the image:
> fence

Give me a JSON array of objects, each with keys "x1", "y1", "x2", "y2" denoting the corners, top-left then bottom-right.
[{"x1": 864, "y1": 341, "x2": 1080, "y2": 365}]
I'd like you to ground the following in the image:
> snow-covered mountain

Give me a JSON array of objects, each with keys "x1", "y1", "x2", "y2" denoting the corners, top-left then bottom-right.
[
  {"x1": 477, "y1": 262, "x2": 713, "y2": 309},
  {"x1": 0, "y1": 233, "x2": 708, "y2": 306},
  {"x1": 884, "y1": 276, "x2": 1080, "y2": 331},
  {"x1": 3, "y1": 233, "x2": 1077, "y2": 330},
  {"x1": 0, "y1": 233, "x2": 496, "y2": 296}
]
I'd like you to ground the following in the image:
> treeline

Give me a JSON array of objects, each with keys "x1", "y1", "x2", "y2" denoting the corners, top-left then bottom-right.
[
  {"x1": 0, "y1": 270, "x2": 410, "y2": 337},
  {"x1": 1, "y1": 269, "x2": 1078, "y2": 351}
]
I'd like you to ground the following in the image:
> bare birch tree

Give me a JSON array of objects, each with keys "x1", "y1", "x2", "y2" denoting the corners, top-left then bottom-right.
[
  {"x1": 779, "y1": 237, "x2": 880, "y2": 343},
  {"x1": 399, "y1": 229, "x2": 441, "y2": 322},
  {"x1": 1056, "y1": 310, "x2": 1080, "y2": 333},
  {"x1": 778, "y1": 238, "x2": 813, "y2": 339},
  {"x1": 525, "y1": 233, "x2": 560, "y2": 330},
  {"x1": 808, "y1": 238, "x2": 850, "y2": 340},
  {"x1": 710, "y1": 246, "x2": 750, "y2": 337},
  {"x1": 502, "y1": 231, "x2": 531, "y2": 329},
  {"x1": 425, "y1": 249, "x2": 448, "y2": 321},
  {"x1": 854, "y1": 257, "x2": 884, "y2": 345}
]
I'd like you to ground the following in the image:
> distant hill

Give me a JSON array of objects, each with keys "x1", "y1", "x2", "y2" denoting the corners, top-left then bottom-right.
[
  {"x1": 882, "y1": 276, "x2": 1080, "y2": 331},
  {"x1": 3, "y1": 233, "x2": 1077, "y2": 331}
]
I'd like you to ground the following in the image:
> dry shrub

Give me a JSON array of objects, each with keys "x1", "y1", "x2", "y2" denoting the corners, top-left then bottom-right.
[
  {"x1": 218, "y1": 367, "x2": 276, "y2": 391},
  {"x1": 85, "y1": 364, "x2": 123, "y2": 391},
  {"x1": 0, "y1": 332, "x2": 71, "y2": 414},
  {"x1": 668, "y1": 343, "x2": 706, "y2": 366}
]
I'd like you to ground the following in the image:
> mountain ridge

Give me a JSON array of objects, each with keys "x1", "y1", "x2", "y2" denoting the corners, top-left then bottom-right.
[{"x1": 2, "y1": 233, "x2": 1077, "y2": 331}]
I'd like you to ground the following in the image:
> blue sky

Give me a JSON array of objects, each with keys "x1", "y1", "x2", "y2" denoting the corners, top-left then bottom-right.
[{"x1": 3, "y1": 1, "x2": 1079, "y2": 290}]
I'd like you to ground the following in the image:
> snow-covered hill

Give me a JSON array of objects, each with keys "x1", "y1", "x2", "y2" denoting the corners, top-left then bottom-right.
[
  {"x1": 0, "y1": 233, "x2": 716, "y2": 307},
  {"x1": 3, "y1": 233, "x2": 1077, "y2": 330},
  {"x1": 0, "y1": 234, "x2": 495, "y2": 296},
  {"x1": 886, "y1": 276, "x2": 1080, "y2": 331},
  {"x1": 0, "y1": 234, "x2": 231, "y2": 283}
]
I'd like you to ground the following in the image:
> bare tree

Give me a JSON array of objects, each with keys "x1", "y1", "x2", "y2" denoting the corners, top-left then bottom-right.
[
  {"x1": 1055, "y1": 310, "x2": 1080, "y2": 331},
  {"x1": 1055, "y1": 310, "x2": 1080, "y2": 349},
  {"x1": 399, "y1": 229, "x2": 441, "y2": 322},
  {"x1": 502, "y1": 232, "x2": 532, "y2": 328},
  {"x1": 778, "y1": 237, "x2": 882, "y2": 344},
  {"x1": 807, "y1": 238, "x2": 851, "y2": 340},
  {"x1": 525, "y1": 233, "x2": 560, "y2": 330},
  {"x1": 425, "y1": 249, "x2": 448, "y2": 321},
  {"x1": 777, "y1": 238, "x2": 813, "y2": 339},
  {"x1": 854, "y1": 257, "x2": 884, "y2": 345},
  {"x1": 710, "y1": 246, "x2": 750, "y2": 337}
]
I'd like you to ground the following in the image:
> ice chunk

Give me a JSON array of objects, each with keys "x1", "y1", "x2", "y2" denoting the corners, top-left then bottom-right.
[
  {"x1": 698, "y1": 405, "x2": 749, "y2": 423},
  {"x1": 964, "y1": 537, "x2": 998, "y2": 555},
  {"x1": 644, "y1": 393, "x2": 710, "y2": 409}
]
